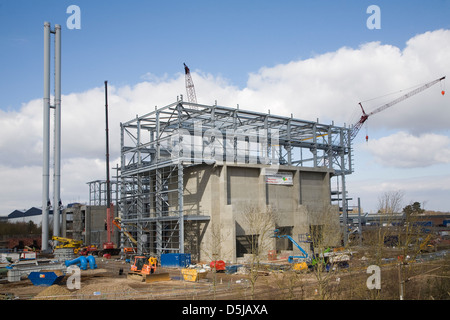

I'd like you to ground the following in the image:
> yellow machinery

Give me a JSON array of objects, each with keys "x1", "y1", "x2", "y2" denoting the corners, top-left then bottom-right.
[
  {"x1": 112, "y1": 217, "x2": 137, "y2": 254},
  {"x1": 419, "y1": 234, "x2": 436, "y2": 253},
  {"x1": 127, "y1": 256, "x2": 170, "y2": 282},
  {"x1": 130, "y1": 256, "x2": 157, "y2": 273},
  {"x1": 52, "y1": 236, "x2": 83, "y2": 250},
  {"x1": 292, "y1": 261, "x2": 309, "y2": 272}
]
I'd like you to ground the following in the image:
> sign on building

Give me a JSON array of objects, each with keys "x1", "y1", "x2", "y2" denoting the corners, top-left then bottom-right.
[{"x1": 265, "y1": 172, "x2": 293, "y2": 185}]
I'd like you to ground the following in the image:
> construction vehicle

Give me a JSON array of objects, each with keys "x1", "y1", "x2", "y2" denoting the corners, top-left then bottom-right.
[
  {"x1": 210, "y1": 260, "x2": 226, "y2": 272},
  {"x1": 272, "y1": 229, "x2": 310, "y2": 271},
  {"x1": 350, "y1": 76, "x2": 445, "y2": 141},
  {"x1": 127, "y1": 255, "x2": 170, "y2": 282},
  {"x1": 76, "y1": 245, "x2": 99, "y2": 256},
  {"x1": 419, "y1": 234, "x2": 436, "y2": 253},
  {"x1": 310, "y1": 247, "x2": 351, "y2": 271},
  {"x1": 96, "y1": 202, "x2": 121, "y2": 257},
  {"x1": 112, "y1": 217, "x2": 137, "y2": 254},
  {"x1": 272, "y1": 230, "x2": 351, "y2": 272},
  {"x1": 52, "y1": 236, "x2": 83, "y2": 250},
  {"x1": 98, "y1": 81, "x2": 120, "y2": 258}
]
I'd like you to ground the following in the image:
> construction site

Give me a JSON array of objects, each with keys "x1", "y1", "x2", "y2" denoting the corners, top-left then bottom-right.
[{"x1": 1, "y1": 22, "x2": 449, "y2": 302}]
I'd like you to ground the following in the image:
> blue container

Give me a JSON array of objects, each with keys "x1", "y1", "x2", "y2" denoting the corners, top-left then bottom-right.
[
  {"x1": 28, "y1": 271, "x2": 65, "y2": 286},
  {"x1": 225, "y1": 265, "x2": 243, "y2": 274},
  {"x1": 160, "y1": 253, "x2": 191, "y2": 268}
]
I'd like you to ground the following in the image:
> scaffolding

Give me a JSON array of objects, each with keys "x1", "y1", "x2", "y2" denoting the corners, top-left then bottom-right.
[{"x1": 119, "y1": 98, "x2": 353, "y2": 255}]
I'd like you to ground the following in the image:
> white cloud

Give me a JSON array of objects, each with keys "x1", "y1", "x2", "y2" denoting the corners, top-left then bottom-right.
[
  {"x1": 364, "y1": 131, "x2": 450, "y2": 168},
  {"x1": 0, "y1": 99, "x2": 43, "y2": 166},
  {"x1": 240, "y1": 29, "x2": 450, "y2": 129},
  {"x1": 1, "y1": 29, "x2": 450, "y2": 215},
  {"x1": 0, "y1": 165, "x2": 42, "y2": 212}
]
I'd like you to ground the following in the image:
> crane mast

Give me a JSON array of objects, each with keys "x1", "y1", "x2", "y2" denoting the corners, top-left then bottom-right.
[
  {"x1": 183, "y1": 63, "x2": 197, "y2": 104},
  {"x1": 350, "y1": 76, "x2": 446, "y2": 141}
]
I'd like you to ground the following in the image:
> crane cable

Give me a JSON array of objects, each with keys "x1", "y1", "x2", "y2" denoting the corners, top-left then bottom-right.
[{"x1": 360, "y1": 79, "x2": 441, "y2": 104}]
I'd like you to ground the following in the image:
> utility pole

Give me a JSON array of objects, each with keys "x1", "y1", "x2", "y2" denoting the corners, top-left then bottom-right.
[
  {"x1": 358, "y1": 197, "x2": 362, "y2": 246},
  {"x1": 398, "y1": 258, "x2": 405, "y2": 300},
  {"x1": 104, "y1": 80, "x2": 114, "y2": 249}
]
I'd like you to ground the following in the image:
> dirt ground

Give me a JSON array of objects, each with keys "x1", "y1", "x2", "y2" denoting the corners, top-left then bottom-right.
[
  {"x1": 2, "y1": 250, "x2": 448, "y2": 300},
  {"x1": 0, "y1": 257, "x2": 314, "y2": 300}
]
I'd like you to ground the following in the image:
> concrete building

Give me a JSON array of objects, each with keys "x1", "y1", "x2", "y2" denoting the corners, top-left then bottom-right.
[
  {"x1": 62, "y1": 204, "x2": 118, "y2": 248},
  {"x1": 117, "y1": 99, "x2": 353, "y2": 263},
  {"x1": 181, "y1": 163, "x2": 340, "y2": 262}
]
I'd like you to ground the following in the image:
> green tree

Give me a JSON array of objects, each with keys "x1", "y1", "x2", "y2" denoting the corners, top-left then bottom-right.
[{"x1": 403, "y1": 202, "x2": 425, "y2": 218}]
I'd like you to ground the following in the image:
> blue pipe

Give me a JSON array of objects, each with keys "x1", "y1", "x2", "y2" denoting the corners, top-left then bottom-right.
[
  {"x1": 86, "y1": 255, "x2": 97, "y2": 269},
  {"x1": 65, "y1": 256, "x2": 88, "y2": 270},
  {"x1": 64, "y1": 255, "x2": 97, "y2": 270}
]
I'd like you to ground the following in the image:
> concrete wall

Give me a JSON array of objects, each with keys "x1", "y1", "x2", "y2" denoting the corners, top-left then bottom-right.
[
  {"x1": 183, "y1": 163, "x2": 340, "y2": 263},
  {"x1": 62, "y1": 205, "x2": 118, "y2": 247}
]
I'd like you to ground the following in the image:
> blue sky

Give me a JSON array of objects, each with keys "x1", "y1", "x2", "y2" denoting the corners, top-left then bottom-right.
[
  {"x1": 0, "y1": 1, "x2": 449, "y2": 215},
  {"x1": 1, "y1": 0, "x2": 449, "y2": 110}
]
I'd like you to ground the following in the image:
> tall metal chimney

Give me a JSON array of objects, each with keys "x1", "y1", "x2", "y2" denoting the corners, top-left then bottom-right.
[
  {"x1": 42, "y1": 22, "x2": 62, "y2": 251},
  {"x1": 42, "y1": 22, "x2": 51, "y2": 252},
  {"x1": 53, "y1": 24, "x2": 62, "y2": 237}
]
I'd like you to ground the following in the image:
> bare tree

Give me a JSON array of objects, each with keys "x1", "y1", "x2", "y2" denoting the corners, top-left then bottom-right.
[
  {"x1": 201, "y1": 222, "x2": 232, "y2": 299},
  {"x1": 377, "y1": 190, "x2": 404, "y2": 215},
  {"x1": 369, "y1": 191, "x2": 404, "y2": 263},
  {"x1": 307, "y1": 205, "x2": 344, "y2": 300},
  {"x1": 240, "y1": 205, "x2": 278, "y2": 299}
]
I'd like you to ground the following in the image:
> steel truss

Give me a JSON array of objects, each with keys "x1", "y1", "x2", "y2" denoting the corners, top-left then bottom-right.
[
  {"x1": 87, "y1": 179, "x2": 120, "y2": 206},
  {"x1": 119, "y1": 98, "x2": 353, "y2": 255}
]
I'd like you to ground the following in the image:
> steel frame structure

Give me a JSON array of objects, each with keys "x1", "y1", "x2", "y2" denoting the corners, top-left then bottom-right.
[
  {"x1": 119, "y1": 98, "x2": 353, "y2": 255},
  {"x1": 87, "y1": 179, "x2": 120, "y2": 206}
]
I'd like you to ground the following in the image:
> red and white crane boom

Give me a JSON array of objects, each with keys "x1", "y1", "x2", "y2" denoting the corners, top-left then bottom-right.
[{"x1": 350, "y1": 76, "x2": 446, "y2": 141}]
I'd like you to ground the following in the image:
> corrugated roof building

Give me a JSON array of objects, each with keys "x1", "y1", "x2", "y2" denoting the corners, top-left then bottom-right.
[{"x1": 7, "y1": 207, "x2": 53, "y2": 225}]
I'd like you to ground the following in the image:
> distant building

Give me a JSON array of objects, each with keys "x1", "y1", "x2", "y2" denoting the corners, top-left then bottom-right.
[{"x1": 6, "y1": 207, "x2": 54, "y2": 226}]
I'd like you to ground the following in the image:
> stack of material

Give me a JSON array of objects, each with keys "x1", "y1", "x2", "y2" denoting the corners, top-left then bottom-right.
[{"x1": 53, "y1": 248, "x2": 75, "y2": 261}]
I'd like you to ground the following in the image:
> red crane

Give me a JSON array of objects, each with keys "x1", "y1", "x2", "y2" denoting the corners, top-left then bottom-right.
[
  {"x1": 101, "y1": 81, "x2": 120, "y2": 257},
  {"x1": 350, "y1": 76, "x2": 446, "y2": 141}
]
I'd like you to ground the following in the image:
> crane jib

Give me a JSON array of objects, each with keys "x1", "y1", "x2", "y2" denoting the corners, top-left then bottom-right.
[
  {"x1": 368, "y1": 76, "x2": 446, "y2": 117},
  {"x1": 351, "y1": 76, "x2": 446, "y2": 140}
]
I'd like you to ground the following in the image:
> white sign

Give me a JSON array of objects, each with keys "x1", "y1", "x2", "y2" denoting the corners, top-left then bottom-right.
[{"x1": 265, "y1": 172, "x2": 293, "y2": 185}]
